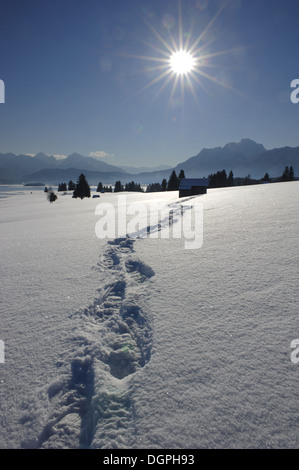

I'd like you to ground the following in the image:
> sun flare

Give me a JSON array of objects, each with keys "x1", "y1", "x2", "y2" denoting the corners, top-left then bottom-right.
[
  {"x1": 120, "y1": 1, "x2": 245, "y2": 109},
  {"x1": 169, "y1": 50, "x2": 195, "y2": 76}
]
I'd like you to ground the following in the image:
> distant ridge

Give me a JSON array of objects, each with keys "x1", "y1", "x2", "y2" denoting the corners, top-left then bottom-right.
[
  {"x1": 0, "y1": 139, "x2": 298, "y2": 184},
  {"x1": 174, "y1": 138, "x2": 268, "y2": 178},
  {"x1": 23, "y1": 168, "x2": 127, "y2": 186},
  {"x1": 120, "y1": 164, "x2": 172, "y2": 174},
  {"x1": 129, "y1": 138, "x2": 298, "y2": 183},
  {"x1": 0, "y1": 151, "x2": 127, "y2": 184},
  {"x1": 58, "y1": 153, "x2": 127, "y2": 173}
]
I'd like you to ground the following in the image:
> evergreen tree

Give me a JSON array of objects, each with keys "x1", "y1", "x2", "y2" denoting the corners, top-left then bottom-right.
[
  {"x1": 73, "y1": 173, "x2": 91, "y2": 199},
  {"x1": 68, "y1": 180, "x2": 76, "y2": 191},
  {"x1": 220, "y1": 169, "x2": 227, "y2": 186},
  {"x1": 178, "y1": 169, "x2": 185, "y2": 180},
  {"x1": 227, "y1": 170, "x2": 234, "y2": 186},
  {"x1": 167, "y1": 170, "x2": 180, "y2": 191},
  {"x1": 47, "y1": 188, "x2": 57, "y2": 203},
  {"x1": 262, "y1": 172, "x2": 270, "y2": 182},
  {"x1": 161, "y1": 178, "x2": 167, "y2": 191},
  {"x1": 146, "y1": 182, "x2": 162, "y2": 192},
  {"x1": 209, "y1": 169, "x2": 227, "y2": 188},
  {"x1": 97, "y1": 182, "x2": 103, "y2": 192},
  {"x1": 58, "y1": 182, "x2": 67, "y2": 192},
  {"x1": 289, "y1": 166, "x2": 294, "y2": 181},
  {"x1": 124, "y1": 181, "x2": 143, "y2": 192},
  {"x1": 282, "y1": 166, "x2": 289, "y2": 181},
  {"x1": 114, "y1": 180, "x2": 123, "y2": 192}
]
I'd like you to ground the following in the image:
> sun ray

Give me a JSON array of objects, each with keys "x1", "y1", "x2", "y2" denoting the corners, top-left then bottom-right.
[
  {"x1": 166, "y1": 74, "x2": 180, "y2": 114},
  {"x1": 180, "y1": 75, "x2": 185, "y2": 112},
  {"x1": 190, "y1": 33, "x2": 223, "y2": 57},
  {"x1": 137, "y1": 36, "x2": 174, "y2": 60},
  {"x1": 117, "y1": 52, "x2": 169, "y2": 64},
  {"x1": 185, "y1": 74, "x2": 200, "y2": 105},
  {"x1": 195, "y1": 68, "x2": 250, "y2": 99},
  {"x1": 143, "y1": 64, "x2": 173, "y2": 74},
  {"x1": 128, "y1": 68, "x2": 173, "y2": 101},
  {"x1": 152, "y1": 71, "x2": 176, "y2": 103},
  {"x1": 194, "y1": 46, "x2": 244, "y2": 62},
  {"x1": 141, "y1": 14, "x2": 175, "y2": 56},
  {"x1": 183, "y1": 16, "x2": 196, "y2": 52},
  {"x1": 188, "y1": 1, "x2": 228, "y2": 55},
  {"x1": 189, "y1": 71, "x2": 216, "y2": 100},
  {"x1": 168, "y1": 32, "x2": 180, "y2": 54},
  {"x1": 178, "y1": 0, "x2": 184, "y2": 51}
]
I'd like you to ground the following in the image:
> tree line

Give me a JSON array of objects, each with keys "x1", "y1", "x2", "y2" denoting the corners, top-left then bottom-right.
[
  {"x1": 95, "y1": 169, "x2": 186, "y2": 195},
  {"x1": 144, "y1": 169, "x2": 186, "y2": 192},
  {"x1": 209, "y1": 170, "x2": 234, "y2": 188},
  {"x1": 46, "y1": 164, "x2": 295, "y2": 202},
  {"x1": 46, "y1": 169, "x2": 187, "y2": 202},
  {"x1": 207, "y1": 165, "x2": 295, "y2": 188},
  {"x1": 113, "y1": 181, "x2": 143, "y2": 192},
  {"x1": 45, "y1": 180, "x2": 76, "y2": 193},
  {"x1": 282, "y1": 166, "x2": 294, "y2": 181}
]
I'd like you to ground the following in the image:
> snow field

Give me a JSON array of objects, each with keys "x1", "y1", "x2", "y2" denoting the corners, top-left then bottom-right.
[
  {"x1": 0, "y1": 182, "x2": 298, "y2": 448},
  {"x1": 132, "y1": 182, "x2": 299, "y2": 448}
]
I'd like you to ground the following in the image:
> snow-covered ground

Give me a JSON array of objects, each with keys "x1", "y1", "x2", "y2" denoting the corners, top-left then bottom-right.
[{"x1": 0, "y1": 182, "x2": 298, "y2": 449}]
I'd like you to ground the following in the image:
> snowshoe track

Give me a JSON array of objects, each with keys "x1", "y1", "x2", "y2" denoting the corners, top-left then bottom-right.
[{"x1": 22, "y1": 237, "x2": 154, "y2": 449}]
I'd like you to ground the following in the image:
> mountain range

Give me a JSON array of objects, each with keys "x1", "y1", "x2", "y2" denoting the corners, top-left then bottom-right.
[{"x1": 0, "y1": 139, "x2": 298, "y2": 185}]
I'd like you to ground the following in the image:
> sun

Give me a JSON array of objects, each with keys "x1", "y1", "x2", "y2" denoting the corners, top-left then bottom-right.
[
  {"x1": 119, "y1": 1, "x2": 245, "y2": 109},
  {"x1": 169, "y1": 50, "x2": 195, "y2": 76}
]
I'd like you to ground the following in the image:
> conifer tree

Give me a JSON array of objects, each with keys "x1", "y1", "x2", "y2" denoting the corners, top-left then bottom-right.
[
  {"x1": 209, "y1": 169, "x2": 227, "y2": 188},
  {"x1": 161, "y1": 178, "x2": 167, "y2": 191},
  {"x1": 178, "y1": 169, "x2": 185, "y2": 180},
  {"x1": 73, "y1": 173, "x2": 91, "y2": 199},
  {"x1": 289, "y1": 166, "x2": 294, "y2": 181},
  {"x1": 227, "y1": 170, "x2": 234, "y2": 186},
  {"x1": 47, "y1": 187, "x2": 57, "y2": 203},
  {"x1": 282, "y1": 166, "x2": 289, "y2": 181},
  {"x1": 146, "y1": 182, "x2": 162, "y2": 192},
  {"x1": 97, "y1": 182, "x2": 103, "y2": 192},
  {"x1": 167, "y1": 170, "x2": 180, "y2": 191},
  {"x1": 114, "y1": 181, "x2": 123, "y2": 192},
  {"x1": 58, "y1": 182, "x2": 67, "y2": 192},
  {"x1": 262, "y1": 172, "x2": 270, "y2": 182},
  {"x1": 68, "y1": 180, "x2": 76, "y2": 191}
]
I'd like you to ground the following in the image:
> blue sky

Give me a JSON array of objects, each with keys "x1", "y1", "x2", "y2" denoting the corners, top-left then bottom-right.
[{"x1": 0, "y1": 0, "x2": 299, "y2": 168}]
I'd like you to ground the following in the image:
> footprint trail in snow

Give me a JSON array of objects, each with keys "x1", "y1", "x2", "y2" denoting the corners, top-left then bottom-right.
[
  {"x1": 22, "y1": 236, "x2": 154, "y2": 449},
  {"x1": 20, "y1": 196, "x2": 198, "y2": 449}
]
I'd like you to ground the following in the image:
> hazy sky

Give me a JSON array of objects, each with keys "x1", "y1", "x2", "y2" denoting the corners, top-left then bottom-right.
[{"x1": 0, "y1": 0, "x2": 299, "y2": 167}]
